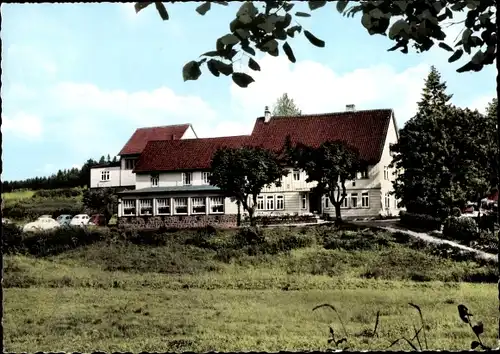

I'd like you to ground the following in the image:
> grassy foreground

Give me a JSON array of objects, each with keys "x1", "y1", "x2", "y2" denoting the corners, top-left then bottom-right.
[{"x1": 3, "y1": 224, "x2": 499, "y2": 351}]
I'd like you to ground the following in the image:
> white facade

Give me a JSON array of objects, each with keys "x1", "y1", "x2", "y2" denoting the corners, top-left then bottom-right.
[{"x1": 89, "y1": 166, "x2": 121, "y2": 189}]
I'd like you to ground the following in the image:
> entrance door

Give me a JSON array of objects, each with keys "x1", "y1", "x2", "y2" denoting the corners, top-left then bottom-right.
[{"x1": 308, "y1": 191, "x2": 322, "y2": 214}]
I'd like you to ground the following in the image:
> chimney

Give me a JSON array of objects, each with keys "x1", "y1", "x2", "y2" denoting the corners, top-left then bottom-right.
[
  {"x1": 346, "y1": 104, "x2": 356, "y2": 112},
  {"x1": 171, "y1": 134, "x2": 176, "y2": 140},
  {"x1": 264, "y1": 106, "x2": 271, "y2": 123}
]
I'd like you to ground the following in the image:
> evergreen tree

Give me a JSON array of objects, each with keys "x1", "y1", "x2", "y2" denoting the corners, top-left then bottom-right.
[
  {"x1": 271, "y1": 93, "x2": 302, "y2": 116},
  {"x1": 107, "y1": 154, "x2": 111, "y2": 163},
  {"x1": 99, "y1": 155, "x2": 106, "y2": 164},
  {"x1": 112, "y1": 155, "x2": 118, "y2": 163}
]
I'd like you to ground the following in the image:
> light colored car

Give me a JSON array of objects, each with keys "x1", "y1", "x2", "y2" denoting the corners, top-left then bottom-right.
[
  {"x1": 37, "y1": 215, "x2": 53, "y2": 220},
  {"x1": 23, "y1": 217, "x2": 60, "y2": 233},
  {"x1": 56, "y1": 214, "x2": 73, "y2": 226},
  {"x1": 70, "y1": 214, "x2": 91, "y2": 227}
]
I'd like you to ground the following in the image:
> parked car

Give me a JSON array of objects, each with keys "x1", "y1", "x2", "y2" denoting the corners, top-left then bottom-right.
[
  {"x1": 37, "y1": 215, "x2": 53, "y2": 220},
  {"x1": 23, "y1": 217, "x2": 60, "y2": 233},
  {"x1": 70, "y1": 214, "x2": 91, "y2": 227},
  {"x1": 2, "y1": 218, "x2": 14, "y2": 225},
  {"x1": 89, "y1": 214, "x2": 107, "y2": 226},
  {"x1": 56, "y1": 214, "x2": 73, "y2": 226}
]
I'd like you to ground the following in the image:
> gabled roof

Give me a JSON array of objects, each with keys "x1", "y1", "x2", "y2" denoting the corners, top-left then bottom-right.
[
  {"x1": 133, "y1": 135, "x2": 252, "y2": 172},
  {"x1": 250, "y1": 109, "x2": 394, "y2": 164},
  {"x1": 118, "y1": 124, "x2": 192, "y2": 156}
]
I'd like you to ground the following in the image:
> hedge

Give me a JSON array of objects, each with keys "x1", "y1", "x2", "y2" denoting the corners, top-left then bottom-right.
[
  {"x1": 32, "y1": 188, "x2": 83, "y2": 199},
  {"x1": 243, "y1": 214, "x2": 318, "y2": 226},
  {"x1": 3, "y1": 199, "x2": 83, "y2": 220},
  {"x1": 442, "y1": 216, "x2": 478, "y2": 244},
  {"x1": 399, "y1": 211, "x2": 442, "y2": 232}
]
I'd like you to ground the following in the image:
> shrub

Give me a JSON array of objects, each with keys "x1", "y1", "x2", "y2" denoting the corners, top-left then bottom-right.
[
  {"x1": 451, "y1": 207, "x2": 462, "y2": 217},
  {"x1": 263, "y1": 228, "x2": 314, "y2": 254},
  {"x1": 32, "y1": 188, "x2": 83, "y2": 199},
  {"x1": 234, "y1": 226, "x2": 265, "y2": 247},
  {"x1": 399, "y1": 211, "x2": 441, "y2": 232},
  {"x1": 2, "y1": 223, "x2": 26, "y2": 254},
  {"x1": 478, "y1": 213, "x2": 496, "y2": 232},
  {"x1": 3, "y1": 199, "x2": 83, "y2": 220},
  {"x1": 442, "y1": 217, "x2": 478, "y2": 244}
]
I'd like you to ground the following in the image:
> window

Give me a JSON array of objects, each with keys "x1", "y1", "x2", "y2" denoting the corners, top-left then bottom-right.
[
  {"x1": 385, "y1": 193, "x2": 390, "y2": 209},
  {"x1": 266, "y1": 195, "x2": 275, "y2": 210},
  {"x1": 191, "y1": 197, "x2": 206, "y2": 214},
  {"x1": 139, "y1": 199, "x2": 153, "y2": 215},
  {"x1": 301, "y1": 193, "x2": 307, "y2": 209},
  {"x1": 202, "y1": 172, "x2": 211, "y2": 185},
  {"x1": 360, "y1": 168, "x2": 369, "y2": 179},
  {"x1": 156, "y1": 198, "x2": 171, "y2": 215},
  {"x1": 182, "y1": 172, "x2": 192, "y2": 185},
  {"x1": 125, "y1": 159, "x2": 135, "y2": 170},
  {"x1": 257, "y1": 195, "x2": 265, "y2": 210},
  {"x1": 151, "y1": 174, "x2": 159, "y2": 187},
  {"x1": 351, "y1": 193, "x2": 358, "y2": 208},
  {"x1": 210, "y1": 197, "x2": 224, "y2": 213},
  {"x1": 101, "y1": 170, "x2": 110, "y2": 181},
  {"x1": 324, "y1": 196, "x2": 330, "y2": 208},
  {"x1": 293, "y1": 169, "x2": 300, "y2": 181},
  {"x1": 361, "y1": 192, "x2": 369, "y2": 208},
  {"x1": 341, "y1": 196, "x2": 348, "y2": 208},
  {"x1": 276, "y1": 195, "x2": 284, "y2": 210},
  {"x1": 174, "y1": 197, "x2": 188, "y2": 214},
  {"x1": 352, "y1": 180, "x2": 356, "y2": 187},
  {"x1": 384, "y1": 166, "x2": 389, "y2": 180},
  {"x1": 123, "y1": 200, "x2": 136, "y2": 215}
]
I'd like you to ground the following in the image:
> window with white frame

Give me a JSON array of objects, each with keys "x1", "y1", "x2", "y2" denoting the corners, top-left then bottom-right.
[
  {"x1": 156, "y1": 198, "x2": 171, "y2": 215},
  {"x1": 385, "y1": 193, "x2": 390, "y2": 209},
  {"x1": 384, "y1": 166, "x2": 389, "y2": 180},
  {"x1": 351, "y1": 193, "x2": 358, "y2": 208},
  {"x1": 256, "y1": 195, "x2": 265, "y2": 210},
  {"x1": 151, "y1": 174, "x2": 159, "y2": 187},
  {"x1": 266, "y1": 195, "x2": 275, "y2": 210},
  {"x1": 360, "y1": 168, "x2": 369, "y2": 179},
  {"x1": 202, "y1": 172, "x2": 211, "y2": 185},
  {"x1": 276, "y1": 195, "x2": 284, "y2": 210},
  {"x1": 174, "y1": 197, "x2": 188, "y2": 214},
  {"x1": 301, "y1": 193, "x2": 307, "y2": 209},
  {"x1": 101, "y1": 170, "x2": 110, "y2": 181},
  {"x1": 125, "y1": 159, "x2": 135, "y2": 170},
  {"x1": 191, "y1": 197, "x2": 206, "y2": 214},
  {"x1": 182, "y1": 172, "x2": 192, "y2": 185},
  {"x1": 209, "y1": 196, "x2": 224, "y2": 213},
  {"x1": 139, "y1": 199, "x2": 153, "y2": 215},
  {"x1": 123, "y1": 199, "x2": 136, "y2": 215},
  {"x1": 324, "y1": 196, "x2": 330, "y2": 208},
  {"x1": 361, "y1": 192, "x2": 369, "y2": 208},
  {"x1": 341, "y1": 196, "x2": 348, "y2": 208},
  {"x1": 293, "y1": 169, "x2": 300, "y2": 181}
]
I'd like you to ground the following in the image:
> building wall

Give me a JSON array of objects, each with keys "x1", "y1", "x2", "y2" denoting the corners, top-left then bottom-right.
[
  {"x1": 118, "y1": 214, "x2": 237, "y2": 229},
  {"x1": 90, "y1": 166, "x2": 121, "y2": 188},
  {"x1": 322, "y1": 188, "x2": 382, "y2": 219},
  {"x1": 135, "y1": 171, "x2": 213, "y2": 189},
  {"x1": 181, "y1": 125, "x2": 198, "y2": 139}
]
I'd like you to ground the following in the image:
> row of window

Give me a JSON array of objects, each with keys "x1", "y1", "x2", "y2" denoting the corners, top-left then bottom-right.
[
  {"x1": 122, "y1": 196, "x2": 224, "y2": 216},
  {"x1": 324, "y1": 192, "x2": 370, "y2": 209},
  {"x1": 150, "y1": 172, "x2": 211, "y2": 187}
]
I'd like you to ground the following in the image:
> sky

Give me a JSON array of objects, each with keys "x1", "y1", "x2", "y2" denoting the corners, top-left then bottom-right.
[{"x1": 1, "y1": 2, "x2": 496, "y2": 181}]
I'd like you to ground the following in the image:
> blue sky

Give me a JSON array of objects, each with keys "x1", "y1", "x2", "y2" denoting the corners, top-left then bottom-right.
[{"x1": 2, "y1": 2, "x2": 496, "y2": 181}]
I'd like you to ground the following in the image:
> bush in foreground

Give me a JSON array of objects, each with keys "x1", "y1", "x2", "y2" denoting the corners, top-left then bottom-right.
[
  {"x1": 443, "y1": 217, "x2": 478, "y2": 244},
  {"x1": 399, "y1": 211, "x2": 442, "y2": 232}
]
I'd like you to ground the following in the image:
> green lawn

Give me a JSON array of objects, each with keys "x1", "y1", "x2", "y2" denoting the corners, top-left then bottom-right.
[
  {"x1": 2, "y1": 190, "x2": 35, "y2": 200},
  {"x1": 3, "y1": 225, "x2": 498, "y2": 351}
]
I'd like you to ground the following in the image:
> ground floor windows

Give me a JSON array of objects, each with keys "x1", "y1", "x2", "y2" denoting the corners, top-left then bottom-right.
[
  {"x1": 361, "y1": 192, "x2": 369, "y2": 208},
  {"x1": 351, "y1": 193, "x2": 358, "y2": 208},
  {"x1": 174, "y1": 197, "x2": 188, "y2": 214},
  {"x1": 192, "y1": 197, "x2": 206, "y2": 214},
  {"x1": 209, "y1": 197, "x2": 224, "y2": 213},
  {"x1": 139, "y1": 199, "x2": 153, "y2": 215},
  {"x1": 385, "y1": 193, "x2": 390, "y2": 209},
  {"x1": 156, "y1": 198, "x2": 171, "y2": 215},
  {"x1": 266, "y1": 195, "x2": 274, "y2": 210},
  {"x1": 123, "y1": 199, "x2": 136, "y2": 216},
  {"x1": 301, "y1": 193, "x2": 307, "y2": 209},
  {"x1": 276, "y1": 195, "x2": 284, "y2": 210}
]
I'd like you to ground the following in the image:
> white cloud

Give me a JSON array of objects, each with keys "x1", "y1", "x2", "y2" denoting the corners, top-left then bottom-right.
[
  {"x1": 466, "y1": 95, "x2": 495, "y2": 114},
  {"x1": 230, "y1": 55, "x2": 430, "y2": 126},
  {"x1": 2, "y1": 111, "x2": 43, "y2": 139}
]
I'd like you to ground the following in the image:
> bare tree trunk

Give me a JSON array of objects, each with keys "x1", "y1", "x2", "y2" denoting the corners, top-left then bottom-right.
[{"x1": 334, "y1": 203, "x2": 342, "y2": 225}]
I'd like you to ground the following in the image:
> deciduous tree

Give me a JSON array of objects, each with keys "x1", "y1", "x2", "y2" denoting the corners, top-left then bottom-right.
[
  {"x1": 82, "y1": 188, "x2": 118, "y2": 224},
  {"x1": 209, "y1": 146, "x2": 288, "y2": 226}
]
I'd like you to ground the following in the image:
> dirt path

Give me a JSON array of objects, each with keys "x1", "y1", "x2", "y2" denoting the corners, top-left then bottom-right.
[{"x1": 353, "y1": 220, "x2": 497, "y2": 263}]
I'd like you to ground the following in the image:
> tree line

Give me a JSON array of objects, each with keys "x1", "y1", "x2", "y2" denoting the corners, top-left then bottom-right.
[{"x1": 2, "y1": 155, "x2": 118, "y2": 193}]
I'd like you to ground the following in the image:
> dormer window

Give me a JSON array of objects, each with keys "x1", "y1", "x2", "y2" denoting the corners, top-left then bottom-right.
[
  {"x1": 182, "y1": 172, "x2": 192, "y2": 185},
  {"x1": 151, "y1": 174, "x2": 159, "y2": 187},
  {"x1": 359, "y1": 168, "x2": 369, "y2": 179},
  {"x1": 293, "y1": 169, "x2": 300, "y2": 181},
  {"x1": 202, "y1": 172, "x2": 211, "y2": 185},
  {"x1": 125, "y1": 159, "x2": 136, "y2": 170}
]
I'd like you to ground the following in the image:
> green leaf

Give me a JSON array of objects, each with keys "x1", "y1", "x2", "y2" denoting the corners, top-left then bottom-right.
[
  {"x1": 182, "y1": 61, "x2": 202, "y2": 81},
  {"x1": 295, "y1": 12, "x2": 311, "y2": 17},
  {"x1": 308, "y1": 1, "x2": 327, "y2": 11},
  {"x1": 283, "y1": 2, "x2": 295, "y2": 12},
  {"x1": 336, "y1": 0, "x2": 349, "y2": 13},
  {"x1": 248, "y1": 58, "x2": 261, "y2": 71},
  {"x1": 448, "y1": 49, "x2": 464, "y2": 63},
  {"x1": 213, "y1": 1, "x2": 228, "y2": 5},
  {"x1": 201, "y1": 50, "x2": 221, "y2": 57},
  {"x1": 209, "y1": 59, "x2": 233, "y2": 76},
  {"x1": 286, "y1": 25, "x2": 302, "y2": 38},
  {"x1": 471, "y1": 341, "x2": 480, "y2": 349},
  {"x1": 388, "y1": 19, "x2": 408, "y2": 40},
  {"x1": 135, "y1": 2, "x2": 152, "y2": 13},
  {"x1": 154, "y1": 2, "x2": 169, "y2": 20},
  {"x1": 196, "y1": 2, "x2": 211, "y2": 15},
  {"x1": 206, "y1": 60, "x2": 220, "y2": 77},
  {"x1": 283, "y1": 42, "x2": 296, "y2": 63},
  {"x1": 472, "y1": 322, "x2": 484, "y2": 336},
  {"x1": 304, "y1": 30, "x2": 325, "y2": 47},
  {"x1": 235, "y1": 28, "x2": 250, "y2": 39},
  {"x1": 219, "y1": 34, "x2": 240, "y2": 46},
  {"x1": 237, "y1": 1, "x2": 258, "y2": 24},
  {"x1": 232, "y1": 73, "x2": 255, "y2": 88},
  {"x1": 242, "y1": 45, "x2": 256, "y2": 56},
  {"x1": 438, "y1": 42, "x2": 453, "y2": 52}
]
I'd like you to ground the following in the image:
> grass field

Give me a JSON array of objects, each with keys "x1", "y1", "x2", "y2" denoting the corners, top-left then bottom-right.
[
  {"x1": 3, "y1": 224, "x2": 499, "y2": 351},
  {"x1": 2, "y1": 189, "x2": 35, "y2": 200}
]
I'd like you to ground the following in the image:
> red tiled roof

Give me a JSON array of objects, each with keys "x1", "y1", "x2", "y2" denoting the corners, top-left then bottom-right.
[
  {"x1": 134, "y1": 136, "x2": 252, "y2": 172},
  {"x1": 118, "y1": 124, "x2": 191, "y2": 156},
  {"x1": 251, "y1": 109, "x2": 394, "y2": 164}
]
